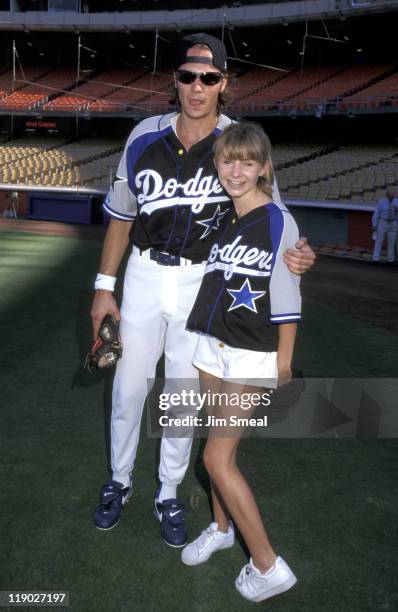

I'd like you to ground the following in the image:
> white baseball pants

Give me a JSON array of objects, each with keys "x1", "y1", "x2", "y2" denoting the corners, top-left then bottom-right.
[
  {"x1": 110, "y1": 247, "x2": 205, "y2": 488},
  {"x1": 373, "y1": 219, "x2": 397, "y2": 262}
]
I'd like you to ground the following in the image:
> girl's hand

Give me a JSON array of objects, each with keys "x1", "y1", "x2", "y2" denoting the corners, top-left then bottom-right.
[{"x1": 277, "y1": 366, "x2": 292, "y2": 387}]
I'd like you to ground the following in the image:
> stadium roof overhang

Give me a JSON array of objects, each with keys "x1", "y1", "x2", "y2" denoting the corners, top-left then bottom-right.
[{"x1": 0, "y1": 0, "x2": 398, "y2": 31}]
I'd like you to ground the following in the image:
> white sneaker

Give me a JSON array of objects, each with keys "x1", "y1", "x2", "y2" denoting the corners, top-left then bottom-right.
[
  {"x1": 181, "y1": 522, "x2": 235, "y2": 566},
  {"x1": 235, "y1": 556, "x2": 297, "y2": 602}
]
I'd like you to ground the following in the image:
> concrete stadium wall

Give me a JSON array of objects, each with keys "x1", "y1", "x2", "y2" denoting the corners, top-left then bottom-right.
[
  {"x1": 0, "y1": 187, "x2": 375, "y2": 247},
  {"x1": 289, "y1": 205, "x2": 374, "y2": 248}
]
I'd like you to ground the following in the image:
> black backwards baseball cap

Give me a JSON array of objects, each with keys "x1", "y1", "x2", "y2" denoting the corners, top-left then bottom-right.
[{"x1": 175, "y1": 33, "x2": 228, "y2": 72}]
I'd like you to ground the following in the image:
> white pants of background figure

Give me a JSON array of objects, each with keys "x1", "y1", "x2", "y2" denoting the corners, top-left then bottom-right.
[{"x1": 373, "y1": 220, "x2": 397, "y2": 262}]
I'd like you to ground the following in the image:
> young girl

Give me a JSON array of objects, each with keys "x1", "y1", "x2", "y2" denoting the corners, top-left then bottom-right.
[{"x1": 183, "y1": 122, "x2": 301, "y2": 603}]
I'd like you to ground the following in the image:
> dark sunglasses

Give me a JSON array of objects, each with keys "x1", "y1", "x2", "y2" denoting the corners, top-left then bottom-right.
[{"x1": 175, "y1": 69, "x2": 224, "y2": 86}]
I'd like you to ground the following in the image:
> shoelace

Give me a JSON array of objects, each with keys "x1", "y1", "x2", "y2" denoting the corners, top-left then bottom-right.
[{"x1": 197, "y1": 526, "x2": 219, "y2": 551}]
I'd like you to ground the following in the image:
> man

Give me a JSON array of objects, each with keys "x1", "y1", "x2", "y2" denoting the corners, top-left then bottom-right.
[
  {"x1": 372, "y1": 189, "x2": 397, "y2": 263},
  {"x1": 91, "y1": 33, "x2": 315, "y2": 546}
]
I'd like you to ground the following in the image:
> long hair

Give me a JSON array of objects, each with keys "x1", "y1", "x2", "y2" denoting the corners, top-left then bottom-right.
[{"x1": 213, "y1": 122, "x2": 274, "y2": 197}]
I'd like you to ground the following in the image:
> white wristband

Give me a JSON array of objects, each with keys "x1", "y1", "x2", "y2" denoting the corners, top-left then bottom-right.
[{"x1": 94, "y1": 273, "x2": 116, "y2": 292}]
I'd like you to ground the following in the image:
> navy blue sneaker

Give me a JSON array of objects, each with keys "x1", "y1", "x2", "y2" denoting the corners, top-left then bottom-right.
[
  {"x1": 154, "y1": 491, "x2": 187, "y2": 548},
  {"x1": 94, "y1": 479, "x2": 133, "y2": 531}
]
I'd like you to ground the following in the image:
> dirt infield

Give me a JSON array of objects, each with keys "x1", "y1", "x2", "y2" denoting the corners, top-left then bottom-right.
[{"x1": 1, "y1": 217, "x2": 397, "y2": 335}]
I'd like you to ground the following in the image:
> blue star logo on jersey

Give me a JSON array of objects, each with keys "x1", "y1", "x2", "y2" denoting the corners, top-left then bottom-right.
[
  {"x1": 227, "y1": 278, "x2": 266, "y2": 313},
  {"x1": 196, "y1": 205, "x2": 228, "y2": 239}
]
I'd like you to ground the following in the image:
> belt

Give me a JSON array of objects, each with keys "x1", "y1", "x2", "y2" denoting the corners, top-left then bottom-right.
[{"x1": 133, "y1": 246, "x2": 204, "y2": 267}]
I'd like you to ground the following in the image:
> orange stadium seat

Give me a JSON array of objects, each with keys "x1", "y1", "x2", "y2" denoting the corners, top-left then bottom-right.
[
  {"x1": 288, "y1": 64, "x2": 394, "y2": 109},
  {"x1": 340, "y1": 68, "x2": 398, "y2": 109},
  {"x1": 230, "y1": 66, "x2": 342, "y2": 111},
  {"x1": 0, "y1": 92, "x2": 48, "y2": 110},
  {"x1": 87, "y1": 71, "x2": 172, "y2": 112}
]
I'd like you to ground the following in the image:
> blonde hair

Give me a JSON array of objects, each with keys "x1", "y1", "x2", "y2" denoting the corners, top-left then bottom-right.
[{"x1": 213, "y1": 122, "x2": 274, "y2": 197}]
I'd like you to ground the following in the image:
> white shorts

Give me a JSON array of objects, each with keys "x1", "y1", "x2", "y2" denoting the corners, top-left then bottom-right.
[{"x1": 192, "y1": 333, "x2": 278, "y2": 388}]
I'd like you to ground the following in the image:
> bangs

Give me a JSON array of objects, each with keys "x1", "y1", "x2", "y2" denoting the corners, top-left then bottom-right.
[{"x1": 213, "y1": 123, "x2": 270, "y2": 163}]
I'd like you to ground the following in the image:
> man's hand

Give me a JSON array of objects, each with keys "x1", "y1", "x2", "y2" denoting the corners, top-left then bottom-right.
[
  {"x1": 90, "y1": 290, "x2": 121, "y2": 339},
  {"x1": 284, "y1": 237, "x2": 316, "y2": 275}
]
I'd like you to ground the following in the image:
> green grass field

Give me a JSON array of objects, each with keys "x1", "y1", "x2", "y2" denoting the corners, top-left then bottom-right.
[{"x1": 0, "y1": 230, "x2": 396, "y2": 612}]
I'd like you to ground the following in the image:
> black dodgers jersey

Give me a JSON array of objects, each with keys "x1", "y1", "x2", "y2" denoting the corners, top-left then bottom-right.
[
  {"x1": 103, "y1": 113, "x2": 281, "y2": 262},
  {"x1": 187, "y1": 202, "x2": 302, "y2": 352}
]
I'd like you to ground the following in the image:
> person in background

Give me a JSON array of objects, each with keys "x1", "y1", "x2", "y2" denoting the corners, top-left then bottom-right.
[{"x1": 372, "y1": 189, "x2": 397, "y2": 263}]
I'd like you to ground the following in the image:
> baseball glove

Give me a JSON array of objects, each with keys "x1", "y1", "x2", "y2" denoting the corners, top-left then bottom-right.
[{"x1": 85, "y1": 315, "x2": 123, "y2": 372}]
